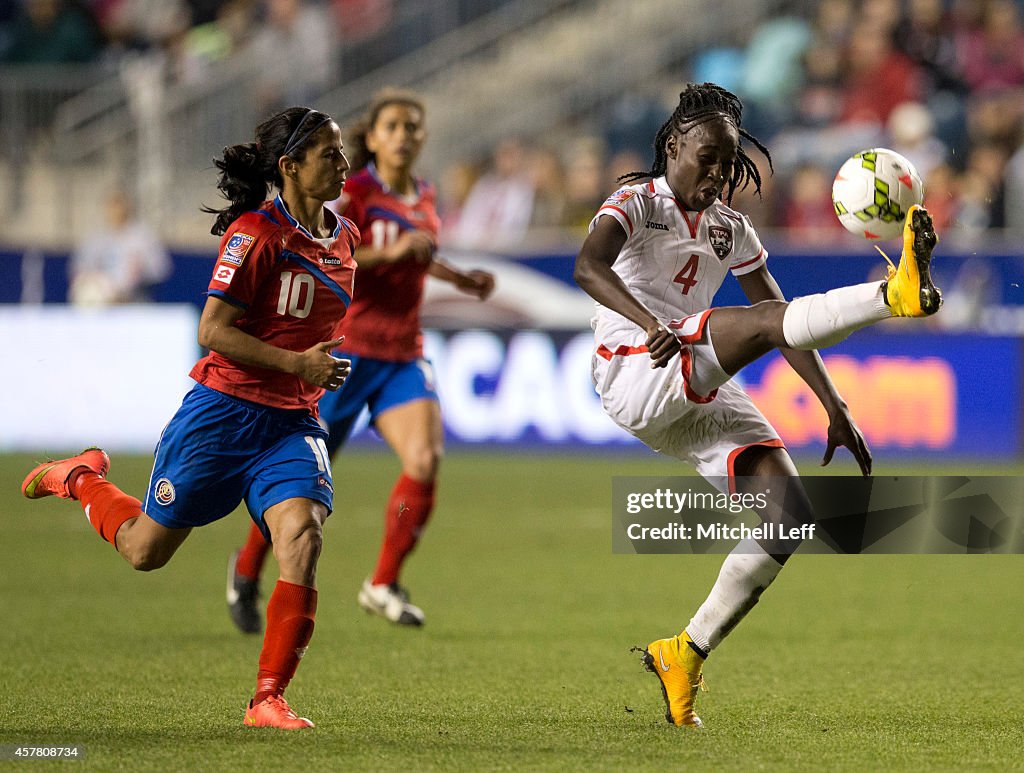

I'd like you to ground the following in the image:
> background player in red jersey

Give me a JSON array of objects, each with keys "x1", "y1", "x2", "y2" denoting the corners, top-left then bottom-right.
[
  {"x1": 21, "y1": 107, "x2": 357, "y2": 730},
  {"x1": 228, "y1": 89, "x2": 495, "y2": 631}
]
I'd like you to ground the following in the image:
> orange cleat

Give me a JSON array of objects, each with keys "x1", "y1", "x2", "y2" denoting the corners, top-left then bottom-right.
[
  {"x1": 637, "y1": 633, "x2": 708, "y2": 728},
  {"x1": 244, "y1": 695, "x2": 315, "y2": 729},
  {"x1": 21, "y1": 447, "x2": 110, "y2": 500}
]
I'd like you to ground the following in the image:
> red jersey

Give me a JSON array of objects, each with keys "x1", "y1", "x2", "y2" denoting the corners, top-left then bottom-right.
[
  {"x1": 190, "y1": 195, "x2": 359, "y2": 413},
  {"x1": 332, "y1": 165, "x2": 441, "y2": 361}
]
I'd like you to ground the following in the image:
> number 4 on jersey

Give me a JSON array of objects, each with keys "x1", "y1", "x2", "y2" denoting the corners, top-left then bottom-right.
[{"x1": 673, "y1": 254, "x2": 700, "y2": 294}]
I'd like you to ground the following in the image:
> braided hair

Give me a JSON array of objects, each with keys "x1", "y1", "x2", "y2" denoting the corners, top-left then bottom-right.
[
  {"x1": 346, "y1": 88, "x2": 426, "y2": 173},
  {"x1": 618, "y1": 82, "x2": 772, "y2": 204},
  {"x1": 203, "y1": 107, "x2": 334, "y2": 236}
]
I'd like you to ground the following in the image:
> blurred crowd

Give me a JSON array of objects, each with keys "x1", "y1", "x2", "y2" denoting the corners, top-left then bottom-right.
[
  {"x1": 2, "y1": 0, "x2": 1023, "y2": 249},
  {"x1": 437, "y1": 0, "x2": 1024, "y2": 249},
  {"x1": 0, "y1": 0, "x2": 395, "y2": 112}
]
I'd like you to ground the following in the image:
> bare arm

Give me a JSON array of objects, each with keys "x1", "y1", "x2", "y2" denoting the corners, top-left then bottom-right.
[
  {"x1": 737, "y1": 266, "x2": 872, "y2": 474},
  {"x1": 428, "y1": 258, "x2": 495, "y2": 300},
  {"x1": 573, "y1": 215, "x2": 679, "y2": 368},
  {"x1": 197, "y1": 296, "x2": 350, "y2": 391},
  {"x1": 353, "y1": 229, "x2": 435, "y2": 268}
]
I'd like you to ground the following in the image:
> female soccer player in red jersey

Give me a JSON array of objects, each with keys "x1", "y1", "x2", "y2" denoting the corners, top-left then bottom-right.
[
  {"x1": 228, "y1": 89, "x2": 495, "y2": 631},
  {"x1": 575, "y1": 83, "x2": 942, "y2": 728},
  {"x1": 21, "y1": 107, "x2": 357, "y2": 730}
]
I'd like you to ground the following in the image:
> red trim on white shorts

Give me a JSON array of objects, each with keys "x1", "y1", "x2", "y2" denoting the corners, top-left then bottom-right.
[
  {"x1": 596, "y1": 343, "x2": 649, "y2": 359},
  {"x1": 678, "y1": 347, "x2": 718, "y2": 404},
  {"x1": 597, "y1": 307, "x2": 719, "y2": 404},
  {"x1": 726, "y1": 439, "x2": 786, "y2": 494},
  {"x1": 667, "y1": 308, "x2": 714, "y2": 343}
]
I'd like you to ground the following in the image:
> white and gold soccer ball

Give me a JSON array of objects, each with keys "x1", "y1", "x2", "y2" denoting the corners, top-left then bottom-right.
[{"x1": 831, "y1": 148, "x2": 924, "y2": 241}]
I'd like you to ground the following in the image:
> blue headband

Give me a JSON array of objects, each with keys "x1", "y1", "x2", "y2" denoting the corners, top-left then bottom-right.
[{"x1": 282, "y1": 110, "x2": 332, "y2": 158}]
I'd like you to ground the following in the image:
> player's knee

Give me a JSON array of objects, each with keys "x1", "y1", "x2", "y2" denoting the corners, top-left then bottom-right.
[
  {"x1": 127, "y1": 547, "x2": 171, "y2": 572},
  {"x1": 274, "y1": 518, "x2": 323, "y2": 569},
  {"x1": 751, "y1": 300, "x2": 788, "y2": 347},
  {"x1": 404, "y1": 444, "x2": 442, "y2": 482}
]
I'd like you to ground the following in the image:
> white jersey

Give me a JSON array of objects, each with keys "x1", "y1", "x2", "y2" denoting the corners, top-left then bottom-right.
[{"x1": 588, "y1": 176, "x2": 766, "y2": 346}]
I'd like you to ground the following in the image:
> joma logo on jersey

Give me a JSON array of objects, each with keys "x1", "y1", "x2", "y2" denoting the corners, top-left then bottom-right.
[
  {"x1": 645, "y1": 221, "x2": 669, "y2": 231},
  {"x1": 708, "y1": 225, "x2": 733, "y2": 259}
]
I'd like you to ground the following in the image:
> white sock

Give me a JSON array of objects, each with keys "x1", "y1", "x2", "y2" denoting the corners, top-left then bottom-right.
[
  {"x1": 782, "y1": 282, "x2": 890, "y2": 350},
  {"x1": 685, "y1": 538, "x2": 784, "y2": 653}
]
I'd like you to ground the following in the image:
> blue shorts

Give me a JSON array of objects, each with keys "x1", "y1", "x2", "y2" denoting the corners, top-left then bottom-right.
[
  {"x1": 317, "y1": 353, "x2": 438, "y2": 456},
  {"x1": 145, "y1": 384, "x2": 334, "y2": 540}
]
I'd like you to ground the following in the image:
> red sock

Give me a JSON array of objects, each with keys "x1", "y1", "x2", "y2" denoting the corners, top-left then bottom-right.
[
  {"x1": 371, "y1": 474, "x2": 435, "y2": 586},
  {"x1": 236, "y1": 521, "x2": 270, "y2": 581},
  {"x1": 73, "y1": 472, "x2": 142, "y2": 545},
  {"x1": 255, "y1": 580, "x2": 317, "y2": 703}
]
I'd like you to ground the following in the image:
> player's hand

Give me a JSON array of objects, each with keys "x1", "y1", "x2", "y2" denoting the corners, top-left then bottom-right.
[
  {"x1": 644, "y1": 321, "x2": 680, "y2": 369},
  {"x1": 296, "y1": 337, "x2": 351, "y2": 391},
  {"x1": 822, "y1": 406, "x2": 872, "y2": 476},
  {"x1": 455, "y1": 269, "x2": 496, "y2": 300},
  {"x1": 386, "y1": 230, "x2": 435, "y2": 263}
]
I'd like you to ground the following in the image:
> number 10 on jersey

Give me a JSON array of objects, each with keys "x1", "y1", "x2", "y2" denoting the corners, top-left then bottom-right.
[{"x1": 277, "y1": 271, "x2": 314, "y2": 318}]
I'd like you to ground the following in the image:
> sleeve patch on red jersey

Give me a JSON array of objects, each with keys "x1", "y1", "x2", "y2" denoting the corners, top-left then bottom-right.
[
  {"x1": 213, "y1": 265, "x2": 236, "y2": 284},
  {"x1": 604, "y1": 188, "x2": 637, "y2": 207},
  {"x1": 221, "y1": 233, "x2": 255, "y2": 266}
]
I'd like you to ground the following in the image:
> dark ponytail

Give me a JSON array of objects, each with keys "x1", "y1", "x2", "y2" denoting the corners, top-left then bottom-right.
[{"x1": 203, "y1": 106, "x2": 334, "y2": 236}]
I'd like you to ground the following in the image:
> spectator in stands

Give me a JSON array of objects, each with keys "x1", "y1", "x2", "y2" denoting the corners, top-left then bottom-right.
[
  {"x1": 839, "y1": 21, "x2": 923, "y2": 127},
  {"x1": 1, "y1": 0, "x2": 101, "y2": 63},
  {"x1": 921, "y1": 162, "x2": 960, "y2": 233},
  {"x1": 887, "y1": 101, "x2": 948, "y2": 179},
  {"x1": 528, "y1": 146, "x2": 568, "y2": 233},
  {"x1": 779, "y1": 162, "x2": 844, "y2": 243},
  {"x1": 69, "y1": 189, "x2": 171, "y2": 306},
  {"x1": 896, "y1": 0, "x2": 967, "y2": 96},
  {"x1": 447, "y1": 137, "x2": 536, "y2": 250},
  {"x1": 94, "y1": 0, "x2": 190, "y2": 55},
  {"x1": 245, "y1": 0, "x2": 335, "y2": 112},
  {"x1": 957, "y1": 0, "x2": 1024, "y2": 93},
  {"x1": 437, "y1": 158, "x2": 480, "y2": 238},
  {"x1": 957, "y1": 142, "x2": 1010, "y2": 232}
]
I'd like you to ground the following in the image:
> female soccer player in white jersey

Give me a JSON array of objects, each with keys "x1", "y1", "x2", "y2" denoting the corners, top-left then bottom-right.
[{"x1": 574, "y1": 82, "x2": 942, "y2": 728}]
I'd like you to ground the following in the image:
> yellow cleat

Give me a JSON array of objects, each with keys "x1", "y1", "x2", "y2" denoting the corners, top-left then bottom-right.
[
  {"x1": 880, "y1": 204, "x2": 942, "y2": 317},
  {"x1": 636, "y1": 633, "x2": 708, "y2": 728}
]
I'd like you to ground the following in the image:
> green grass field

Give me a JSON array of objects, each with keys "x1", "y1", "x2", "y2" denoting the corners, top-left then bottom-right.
[{"x1": 2, "y1": 450, "x2": 1023, "y2": 771}]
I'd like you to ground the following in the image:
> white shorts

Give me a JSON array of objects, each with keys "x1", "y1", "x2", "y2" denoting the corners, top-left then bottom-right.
[{"x1": 592, "y1": 310, "x2": 783, "y2": 490}]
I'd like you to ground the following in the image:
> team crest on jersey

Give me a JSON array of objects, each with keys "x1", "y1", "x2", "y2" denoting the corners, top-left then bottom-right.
[
  {"x1": 708, "y1": 226, "x2": 733, "y2": 260},
  {"x1": 214, "y1": 265, "x2": 236, "y2": 283},
  {"x1": 222, "y1": 233, "x2": 254, "y2": 266},
  {"x1": 154, "y1": 478, "x2": 176, "y2": 505},
  {"x1": 604, "y1": 188, "x2": 637, "y2": 207}
]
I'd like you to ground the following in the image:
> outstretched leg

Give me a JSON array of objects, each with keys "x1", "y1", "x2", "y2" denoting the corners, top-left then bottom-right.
[
  {"x1": 21, "y1": 448, "x2": 191, "y2": 570},
  {"x1": 708, "y1": 205, "x2": 941, "y2": 377}
]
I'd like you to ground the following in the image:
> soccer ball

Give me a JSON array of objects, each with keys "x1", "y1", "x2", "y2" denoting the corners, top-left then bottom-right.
[{"x1": 831, "y1": 148, "x2": 924, "y2": 241}]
